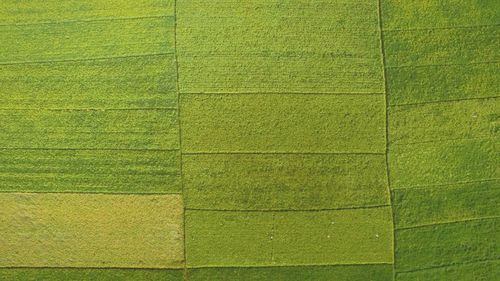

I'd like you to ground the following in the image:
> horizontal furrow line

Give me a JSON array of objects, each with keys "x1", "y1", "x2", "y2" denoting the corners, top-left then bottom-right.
[
  {"x1": 391, "y1": 178, "x2": 500, "y2": 192},
  {"x1": 186, "y1": 204, "x2": 391, "y2": 213},
  {"x1": 0, "y1": 191, "x2": 182, "y2": 196},
  {"x1": 395, "y1": 258, "x2": 500, "y2": 274},
  {"x1": 0, "y1": 147, "x2": 179, "y2": 152},
  {"x1": 390, "y1": 96, "x2": 500, "y2": 107},
  {"x1": 182, "y1": 151, "x2": 385, "y2": 156},
  {"x1": 0, "y1": 14, "x2": 175, "y2": 27},
  {"x1": 396, "y1": 216, "x2": 500, "y2": 231},
  {"x1": 188, "y1": 262, "x2": 394, "y2": 270},
  {"x1": 0, "y1": 53, "x2": 173, "y2": 66},
  {"x1": 385, "y1": 61, "x2": 499, "y2": 69},
  {"x1": 179, "y1": 92, "x2": 385, "y2": 96},
  {"x1": 0, "y1": 107, "x2": 177, "y2": 112},
  {"x1": 389, "y1": 136, "x2": 496, "y2": 147},
  {"x1": 383, "y1": 23, "x2": 500, "y2": 33}
]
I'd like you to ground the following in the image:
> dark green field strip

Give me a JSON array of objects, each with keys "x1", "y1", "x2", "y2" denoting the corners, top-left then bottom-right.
[
  {"x1": 0, "y1": 193, "x2": 184, "y2": 268},
  {"x1": 187, "y1": 264, "x2": 393, "y2": 281},
  {"x1": 381, "y1": 0, "x2": 500, "y2": 30},
  {"x1": 0, "y1": 54, "x2": 177, "y2": 109},
  {"x1": 0, "y1": 149, "x2": 181, "y2": 193},
  {"x1": 0, "y1": 268, "x2": 183, "y2": 281},
  {"x1": 183, "y1": 153, "x2": 389, "y2": 210},
  {"x1": 0, "y1": 17, "x2": 174, "y2": 64},
  {"x1": 386, "y1": 63, "x2": 500, "y2": 105},
  {"x1": 0, "y1": 0, "x2": 174, "y2": 25},
  {"x1": 384, "y1": 26, "x2": 499, "y2": 67},
  {"x1": 389, "y1": 98, "x2": 498, "y2": 145},
  {"x1": 395, "y1": 218, "x2": 499, "y2": 273},
  {"x1": 177, "y1": 0, "x2": 384, "y2": 93},
  {"x1": 0, "y1": 109, "x2": 179, "y2": 150},
  {"x1": 185, "y1": 208, "x2": 393, "y2": 267},
  {"x1": 389, "y1": 138, "x2": 498, "y2": 189},
  {"x1": 180, "y1": 94, "x2": 386, "y2": 153},
  {"x1": 393, "y1": 180, "x2": 500, "y2": 229},
  {"x1": 395, "y1": 260, "x2": 500, "y2": 281}
]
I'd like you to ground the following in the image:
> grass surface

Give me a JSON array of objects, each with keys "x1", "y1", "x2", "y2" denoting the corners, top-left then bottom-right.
[{"x1": 0, "y1": 0, "x2": 498, "y2": 280}]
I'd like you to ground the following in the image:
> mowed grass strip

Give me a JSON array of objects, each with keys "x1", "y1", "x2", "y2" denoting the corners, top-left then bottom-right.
[
  {"x1": 0, "y1": 17, "x2": 174, "y2": 64},
  {"x1": 0, "y1": 0, "x2": 174, "y2": 24},
  {"x1": 381, "y1": 0, "x2": 499, "y2": 30},
  {"x1": 0, "y1": 54, "x2": 177, "y2": 109},
  {"x1": 177, "y1": 0, "x2": 384, "y2": 93},
  {"x1": 185, "y1": 207, "x2": 393, "y2": 267},
  {"x1": 393, "y1": 180, "x2": 500, "y2": 229},
  {"x1": 0, "y1": 109, "x2": 179, "y2": 150},
  {"x1": 0, "y1": 193, "x2": 184, "y2": 268},
  {"x1": 183, "y1": 153, "x2": 389, "y2": 210},
  {"x1": 0, "y1": 149, "x2": 181, "y2": 193},
  {"x1": 389, "y1": 98, "x2": 498, "y2": 145},
  {"x1": 187, "y1": 264, "x2": 393, "y2": 281},
  {"x1": 180, "y1": 94, "x2": 386, "y2": 153},
  {"x1": 386, "y1": 62, "x2": 500, "y2": 105},
  {"x1": 395, "y1": 218, "x2": 499, "y2": 273},
  {"x1": 395, "y1": 260, "x2": 499, "y2": 281},
  {"x1": 389, "y1": 138, "x2": 498, "y2": 188},
  {"x1": 384, "y1": 26, "x2": 499, "y2": 67},
  {"x1": 0, "y1": 268, "x2": 183, "y2": 281}
]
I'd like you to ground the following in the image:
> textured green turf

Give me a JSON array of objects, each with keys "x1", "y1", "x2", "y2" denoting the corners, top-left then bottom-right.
[
  {"x1": 395, "y1": 260, "x2": 500, "y2": 281},
  {"x1": 0, "y1": 193, "x2": 184, "y2": 268},
  {"x1": 0, "y1": 55, "x2": 177, "y2": 109},
  {"x1": 183, "y1": 153, "x2": 389, "y2": 210},
  {"x1": 188, "y1": 264, "x2": 393, "y2": 281},
  {"x1": 0, "y1": 268, "x2": 183, "y2": 281},
  {"x1": 177, "y1": 0, "x2": 384, "y2": 93},
  {"x1": 186, "y1": 207, "x2": 393, "y2": 267},
  {"x1": 180, "y1": 94, "x2": 386, "y2": 153},
  {"x1": 0, "y1": 149, "x2": 181, "y2": 193}
]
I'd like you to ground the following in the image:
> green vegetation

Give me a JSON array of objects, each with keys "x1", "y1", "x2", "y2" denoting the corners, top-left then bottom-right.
[
  {"x1": 0, "y1": 193, "x2": 184, "y2": 268},
  {"x1": 180, "y1": 94, "x2": 386, "y2": 153},
  {"x1": 183, "y1": 153, "x2": 388, "y2": 210},
  {"x1": 188, "y1": 264, "x2": 393, "y2": 281},
  {"x1": 0, "y1": 149, "x2": 181, "y2": 193},
  {"x1": 186, "y1": 207, "x2": 393, "y2": 267}
]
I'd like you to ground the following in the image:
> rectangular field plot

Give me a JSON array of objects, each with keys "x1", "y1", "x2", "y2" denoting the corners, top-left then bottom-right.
[
  {"x1": 0, "y1": 0, "x2": 174, "y2": 24},
  {"x1": 188, "y1": 264, "x2": 393, "y2": 281},
  {"x1": 0, "y1": 149, "x2": 181, "y2": 193},
  {"x1": 0, "y1": 54, "x2": 177, "y2": 109},
  {"x1": 0, "y1": 193, "x2": 184, "y2": 268},
  {"x1": 176, "y1": 0, "x2": 384, "y2": 93},
  {"x1": 0, "y1": 109, "x2": 179, "y2": 150},
  {"x1": 395, "y1": 218, "x2": 499, "y2": 273},
  {"x1": 185, "y1": 207, "x2": 393, "y2": 267},
  {"x1": 183, "y1": 153, "x2": 389, "y2": 210},
  {"x1": 393, "y1": 180, "x2": 500, "y2": 229},
  {"x1": 180, "y1": 94, "x2": 386, "y2": 153}
]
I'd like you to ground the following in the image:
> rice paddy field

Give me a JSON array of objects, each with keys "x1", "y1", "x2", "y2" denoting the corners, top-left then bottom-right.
[{"x1": 0, "y1": 1, "x2": 498, "y2": 280}]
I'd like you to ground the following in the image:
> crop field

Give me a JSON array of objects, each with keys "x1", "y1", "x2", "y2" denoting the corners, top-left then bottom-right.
[{"x1": 0, "y1": 0, "x2": 498, "y2": 280}]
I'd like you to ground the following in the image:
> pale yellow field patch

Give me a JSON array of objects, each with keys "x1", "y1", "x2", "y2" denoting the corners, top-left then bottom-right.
[{"x1": 0, "y1": 193, "x2": 184, "y2": 268}]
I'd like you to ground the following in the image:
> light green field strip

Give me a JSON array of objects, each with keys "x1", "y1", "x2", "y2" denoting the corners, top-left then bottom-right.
[
  {"x1": 176, "y1": 0, "x2": 384, "y2": 93},
  {"x1": 384, "y1": 26, "x2": 499, "y2": 67},
  {"x1": 389, "y1": 138, "x2": 498, "y2": 188},
  {"x1": 0, "y1": 149, "x2": 181, "y2": 193},
  {"x1": 0, "y1": 17, "x2": 174, "y2": 64},
  {"x1": 0, "y1": 109, "x2": 179, "y2": 150},
  {"x1": 183, "y1": 153, "x2": 389, "y2": 210},
  {"x1": 0, "y1": 54, "x2": 177, "y2": 109},
  {"x1": 180, "y1": 94, "x2": 386, "y2": 153},
  {"x1": 381, "y1": 0, "x2": 500, "y2": 30},
  {"x1": 185, "y1": 207, "x2": 393, "y2": 267},
  {"x1": 389, "y1": 98, "x2": 498, "y2": 145},
  {"x1": 187, "y1": 264, "x2": 393, "y2": 281},
  {"x1": 0, "y1": 268, "x2": 183, "y2": 281},
  {"x1": 0, "y1": 0, "x2": 174, "y2": 25},
  {"x1": 395, "y1": 260, "x2": 500, "y2": 281},
  {"x1": 393, "y1": 180, "x2": 500, "y2": 229},
  {"x1": 0, "y1": 193, "x2": 184, "y2": 268},
  {"x1": 395, "y1": 218, "x2": 499, "y2": 273},
  {"x1": 386, "y1": 62, "x2": 500, "y2": 105}
]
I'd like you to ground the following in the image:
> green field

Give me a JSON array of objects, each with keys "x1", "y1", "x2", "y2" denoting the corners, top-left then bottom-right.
[{"x1": 0, "y1": 0, "x2": 498, "y2": 280}]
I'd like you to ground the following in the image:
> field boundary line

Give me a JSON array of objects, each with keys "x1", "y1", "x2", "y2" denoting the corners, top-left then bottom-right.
[
  {"x1": 384, "y1": 23, "x2": 500, "y2": 33},
  {"x1": 396, "y1": 216, "x2": 500, "y2": 231},
  {"x1": 390, "y1": 96, "x2": 500, "y2": 107},
  {"x1": 185, "y1": 204, "x2": 391, "y2": 213},
  {"x1": 0, "y1": 53, "x2": 173, "y2": 66},
  {"x1": 0, "y1": 15, "x2": 174, "y2": 27}
]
